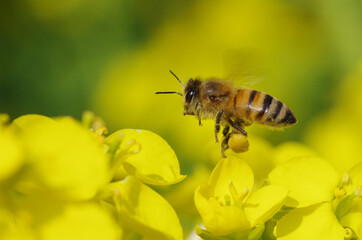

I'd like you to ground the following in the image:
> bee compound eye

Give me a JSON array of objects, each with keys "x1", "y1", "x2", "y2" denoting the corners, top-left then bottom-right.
[
  {"x1": 209, "y1": 96, "x2": 216, "y2": 101},
  {"x1": 185, "y1": 90, "x2": 195, "y2": 103}
]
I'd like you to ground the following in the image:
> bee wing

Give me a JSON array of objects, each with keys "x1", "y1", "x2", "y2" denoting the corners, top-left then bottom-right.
[{"x1": 223, "y1": 50, "x2": 266, "y2": 88}]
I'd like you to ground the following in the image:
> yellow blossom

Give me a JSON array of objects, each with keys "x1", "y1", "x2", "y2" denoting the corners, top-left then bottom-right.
[
  {"x1": 10, "y1": 114, "x2": 109, "y2": 201},
  {"x1": 0, "y1": 113, "x2": 185, "y2": 240},
  {"x1": 269, "y1": 157, "x2": 362, "y2": 240},
  {"x1": 101, "y1": 176, "x2": 183, "y2": 240},
  {"x1": 205, "y1": 135, "x2": 275, "y2": 187},
  {"x1": 269, "y1": 157, "x2": 340, "y2": 208},
  {"x1": 39, "y1": 203, "x2": 121, "y2": 240},
  {"x1": 0, "y1": 128, "x2": 23, "y2": 182},
  {"x1": 106, "y1": 128, "x2": 186, "y2": 185},
  {"x1": 277, "y1": 202, "x2": 345, "y2": 240},
  {"x1": 272, "y1": 141, "x2": 319, "y2": 165},
  {"x1": 194, "y1": 156, "x2": 289, "y2": 237}
]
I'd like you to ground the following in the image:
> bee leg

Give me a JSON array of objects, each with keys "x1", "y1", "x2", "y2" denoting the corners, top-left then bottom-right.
[
  {"x1": 195, "y1": 102, "x2": 202, "y2": 126},
  {"x1": 223, "y1": 125, "x2": 230, "y2": 136},
  {"x1": 214, "y1": 110, "x2": 224, "y2": 142},
  {"x1": 221, "y1": 125, "x2": 230, "y2": 157},
  {"x1": 198, "y1": 117, "x2": 202, "y2": 126},
  {"x1": 221, "y1": 132, "x2": 231, "y2": 158},
  {"x1": 228, "y1": 119, "x2": 247, "y2": 136}
]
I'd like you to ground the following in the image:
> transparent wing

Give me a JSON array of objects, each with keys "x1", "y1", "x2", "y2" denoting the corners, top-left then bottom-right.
[{"x1": 222, "y1": 50, "x2": 266, "y2": 88}]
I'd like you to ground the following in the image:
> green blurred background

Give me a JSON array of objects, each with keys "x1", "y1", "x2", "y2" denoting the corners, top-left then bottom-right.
[
  {"x1": 0, "y1": 0, "x2": 362, "y2": 142},
  {"x1": 1, "y1": 0, "x2": 361, "y2": 148},
  {"x1": 1, "y1": 0, "x2": 361, "y2": 237},
  {"x1": 1, "y1": 0, "x2": 362, "y2": 161}
]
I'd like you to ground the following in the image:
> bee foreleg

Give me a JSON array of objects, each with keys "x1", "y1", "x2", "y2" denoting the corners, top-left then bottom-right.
[
  {"x1": 214, "y1": 110, "x2": 224, "y2": 142},
  {"x1": 227, "y1": 119, "x2": 247, "y2": 136}
]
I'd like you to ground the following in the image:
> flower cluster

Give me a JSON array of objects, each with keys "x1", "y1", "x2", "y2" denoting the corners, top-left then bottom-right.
[
  {"x1": 1, "y1": 108, "x2": 362, "y2": 240},
  {"x1": 193, "y1": 151, "x2": 362, "y2": 240},
  {"x1": 0, "y1": 113, "x2": 185, "y2": 240}
]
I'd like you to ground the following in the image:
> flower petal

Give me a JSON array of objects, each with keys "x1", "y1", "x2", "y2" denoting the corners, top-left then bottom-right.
[
  {"x1": 268, "y1": 157, "x2": 340, "y2": 207},
  {"x1": 0, "y1": 130, "x2": 23, "y2": 181},
  {"x1": 109, "y1": 176, "x2": 183, "y2": 240},
  {"x1": 209, "y1": 156, "x2": 254, "y2": 203},
  {"x1": 340, "y1": 197, "x2": 362, "y2": 239},
  {"x1": 10, "y1": 114, "x2": 55, "y2": 132},
  {"x1": 229, "y1": 136, "x2": 274, "y2": 188},
  {"x1": 0, "y1": 208, "x2": 35, "y2": 240},
  {"x1": 194, "y1": 185, "x2": 249, "y2": 235},
  {"x1": 107, "y1": 129, "x2": 186, "y2": 186},
  {"x1": 193, "y1": 157, "x2": 254, "y2": 235},
  {"x1": 340, "y1": 212, "x2": 362, "y2": 239},
  {"x1": 276, "y1": 203, "x2": 345, "y2": 240},
  {"x1": 348, "y1": 161, "x2": 362, "y2": 186},
  {"x1": 244, "y1": 185, "x2": 289, "y2": 227},
  {"x1": 13, "y1": 115, "x2": 108, "y2": 200},
  {"x1": 39, "y1": 204, "x2": 121, "y2": 240},
  {"x1": 273, "y1": 142, "x2": 318, "y2": 165}
]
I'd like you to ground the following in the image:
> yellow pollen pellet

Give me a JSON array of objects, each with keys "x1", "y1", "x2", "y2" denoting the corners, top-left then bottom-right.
[{"x1": 228, "y1": 134, "x2": 249, "y2": 153}]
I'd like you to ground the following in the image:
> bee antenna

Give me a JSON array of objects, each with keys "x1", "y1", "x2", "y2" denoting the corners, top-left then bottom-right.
[
  {"x1": 155, "y1": 91, "x2": 183, "y2": 96},
  {"x1": 169, "y1": 70, "x2": 184, "y2": 88}
]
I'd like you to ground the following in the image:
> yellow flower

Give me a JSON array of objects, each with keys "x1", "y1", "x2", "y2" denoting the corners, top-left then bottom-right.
[
  {"x1": 11, "y1": 114, "x2": 108, "y2": 201},
  {"x1": 269, "y1": 157, "x2": 362, "y2": 240},
  {"x1": 100, "y1": 176, "x2": 183, "y2": 240},
  {"x1": 340, "y1": 161, "x2": 362, "y2": 239},
  {"x1": 204, "y1": 135, "x2": 275, "y2": 187},
  {"x1": 0, "y1": 202, "x2": 121, "y2": 240},
  {"x1": 0, "y1": 114, "x2": 122, "y2": 240},
  {"x1": 0, "y1": 127, "x2": 23, "y2": 182},
  {"x1": 194, "y1": 156, "x2": 289, "y2": 237},
  {"x1": 0, "y1": 113, "x2": 186, "y2": 240},
  {"x1": 272, "y1": 141, "x2": 319, "y2": 165},
  {"x1": 100, "y1": 128, "x2": 186, "y2": 239},
  {"x1": 39, "y1": 203, "x2": 121, "y2": 240},
  {"x1": 105, "y1": 128, "x2": 186, "y2": 185}
]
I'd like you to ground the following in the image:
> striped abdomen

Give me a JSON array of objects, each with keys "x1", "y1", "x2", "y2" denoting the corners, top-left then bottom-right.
[{"x1": 231, "y1": 89, "x2": 297, "y2": 127}]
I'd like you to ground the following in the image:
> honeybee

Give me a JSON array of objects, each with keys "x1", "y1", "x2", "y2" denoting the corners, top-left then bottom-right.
[{"x1": 156, "y1": 70, "x2": 297, "y2": 157}]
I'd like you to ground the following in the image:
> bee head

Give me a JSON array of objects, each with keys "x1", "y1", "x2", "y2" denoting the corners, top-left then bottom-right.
[{"x1": 183, "y1": 79, "x2": 201, "y2": 115}]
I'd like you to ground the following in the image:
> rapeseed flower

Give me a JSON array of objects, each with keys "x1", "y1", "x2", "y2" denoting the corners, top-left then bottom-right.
[
  {"x1": 105, "y1": 128, "x2": 186, "y2": 185},
  {"x1": 269, "y1": 157, "x2": 362, "y2": 239},
  {"x1": 100, "y1": 176, "x2": 183, "y2": 240},
  {"x1": 0, "y1": 114, "x2": 120, "y2": 240},
  {"x1": 0, "y1": 116, "x2": 23, "y2": 182},
  {"x1": 194, "y1": 156, "x2": 289, "y2": 238},
  {"x1": 0, "y1": 113, "x2": 185, "y2": 240},
  {"x1": 11, "y1": 114, "x2": 109, "y2": 200}
]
